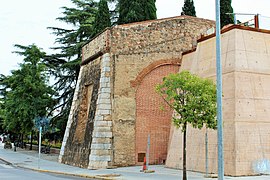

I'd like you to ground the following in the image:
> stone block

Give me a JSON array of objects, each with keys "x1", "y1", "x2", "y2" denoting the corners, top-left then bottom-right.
[
  {"x1": 93, "y1": 132, "x2": 113, "y2": 138},
  {"x1": 98, "y1": 93, "x2": 110, "y2": 99},
  {"x1": 91, "y1": 143, "x2": 112, "y2": 149},
  {"x1": 91, "y1": 149, "x2": 112, "y2": 156},
  {"x1": 100, "y1": 77, "x2": 110, "y2": 83},
  {"x1": 95, "y1": 115, "x2": 104, "y2": 121},
  {"x1": 99, "y1": 82, "x2": 110, "y2": 88},
  {"x1": 91, "y1": 137, "x2": 112, "y2": 144},
  {"x1": 97, "y1": 104, "x2": 112, "y2": 110},
  {"x1": 96, "y1": 109, "x2": 111, "y2": 115},
  {"x1": 88, "y1": 161, "x2": 109, "y2": 169},
  {"x1": 94, "y1": 121, "x2": 112, "y2": 127},
  {"x1": 93, "y1": 126, "x2": 112, "y2": 132},
  {"x1": 101, "y1": 88, "x2": 111, "y2": 93},
  {"x1": 102, "y1": 67, "x2": 111, "y2": 73},
  {"x1": 104, "y1": 115, "x2": 112, "y2": 121},
  {"x1": 89, "y1": 155, "x2": 111, "y2": 161},
  {"x1": 97, "y1": 98, "x2": 110, "y2": 104}
]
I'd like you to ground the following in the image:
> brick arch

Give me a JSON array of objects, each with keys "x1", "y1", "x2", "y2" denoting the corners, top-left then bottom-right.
[
  {"x1": 131, "y1": 59, "x2": 181, "y2": 88},
  {"x1": 134, "y1": 61, "x2": 180, "y2": 165}
]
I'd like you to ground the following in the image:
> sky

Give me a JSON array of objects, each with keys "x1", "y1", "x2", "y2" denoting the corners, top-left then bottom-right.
[{"x1": 1, "y1": 0, "x2": 270, "y2": 76}]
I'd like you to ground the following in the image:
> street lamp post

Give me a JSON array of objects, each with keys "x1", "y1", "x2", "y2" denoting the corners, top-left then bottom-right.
[{"x1": 215, "y1": 0, "x2": 224, "y2": 180}]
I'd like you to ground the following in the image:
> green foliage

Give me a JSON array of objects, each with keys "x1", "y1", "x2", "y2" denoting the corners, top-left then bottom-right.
[
  {"x1": 156, "y1": 71, "x2": 217, "y2": 131},
  {"x1": 45, "y1": 0, "x2": 98, "y2": 134},
  {"x1": 117, "y1": 0, "x2": 157, "y2": 25},
  {"x1": 92, "y1": 0, "x2": 111, "y2": 36},
  {"x1": 182, "y1": 0, "x2": 196, "y2": 17},
  {"x1": 156, "y1": 71, "x2": 216, "y2": 180},
  {"x1": 0, "y1": 45, "x2": 55, "y2": 134},
  {"x1": 220, "y1": 0, "x2": 234, "y2": 27}
]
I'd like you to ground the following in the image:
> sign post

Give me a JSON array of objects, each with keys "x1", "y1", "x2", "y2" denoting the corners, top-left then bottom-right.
[
  {"x1": 215, "y1": 0, "x2": 224, "y2": 179},
  {"x1": 38, "y1": 126, "x2": 42, "y2": 169}
]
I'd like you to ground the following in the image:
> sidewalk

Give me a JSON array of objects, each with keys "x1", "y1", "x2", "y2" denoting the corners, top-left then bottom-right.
[{"x1": 0, "y1": 143, "x2": 269, "y2": 180}]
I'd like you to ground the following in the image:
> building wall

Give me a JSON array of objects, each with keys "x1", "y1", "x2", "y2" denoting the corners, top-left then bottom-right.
[
  {"x1": 59, "y1": 58, "x2": 101, "y2": 168},
  {"x1": 60, "y1": 16, "x2": 215, "y2": 169},
  {"x1": 135, "y1": 64, "x2": 180, "y2": 165},
  {"x1": 166, "y1": 27, "x2": 270, "y2": 176},
  {"x1": 110, "y1": 16, "x2": 215, "y2": 166}
]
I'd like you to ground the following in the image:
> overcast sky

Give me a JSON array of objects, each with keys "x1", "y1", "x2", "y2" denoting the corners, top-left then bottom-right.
[{"x1": 1, "y1": 0, "x2": 270, "y2": 76}]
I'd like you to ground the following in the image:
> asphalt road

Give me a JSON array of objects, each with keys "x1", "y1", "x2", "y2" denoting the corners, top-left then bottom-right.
[{"x1": 0, "y1": 159, "x2": 96, "y2": 180}]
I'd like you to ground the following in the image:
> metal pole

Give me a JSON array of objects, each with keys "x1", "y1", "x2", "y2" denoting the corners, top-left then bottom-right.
[
  {"x1": 254, "y1": 14, "x2": 259, "y2": 29},
  {"x1": 38, "y1": 126, "x2": 42, "y2": 169},
  {"x1": 215, "y1": 0, "x2": 224, "y2": 179},
  {"x1": 205, "y1": 129, "x2": 209, "y2": 177},
  {"x1": 146, "y1": 134, "x2": 150, "y2": 170}
]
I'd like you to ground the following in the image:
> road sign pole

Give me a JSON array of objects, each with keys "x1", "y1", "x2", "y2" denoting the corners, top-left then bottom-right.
[
  {"x1": 38, "y1": 126, "x2": 42, "y2": 169},
  {"x1": 215, "y1": 0, "x2": 224, "y2": 179}
]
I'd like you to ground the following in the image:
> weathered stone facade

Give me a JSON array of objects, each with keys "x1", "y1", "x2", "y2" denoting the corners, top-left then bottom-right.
[
  {"x1": 59, "y1": 58, "x2": 101, "y2": 168},
  {"x1": 59, "y1": 16, "x2": 215, "y2": 169},
  {"x1": 166, "y1": 25, "x2": 270, "y2": 176}
]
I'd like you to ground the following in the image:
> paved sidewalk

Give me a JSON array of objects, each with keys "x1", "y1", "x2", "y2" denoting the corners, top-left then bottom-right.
[{"x1": 0, "y1": 143, "x2": 269, "y2": 179}]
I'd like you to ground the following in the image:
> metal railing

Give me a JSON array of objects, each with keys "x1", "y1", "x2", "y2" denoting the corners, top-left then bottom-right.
[{"x1": 227, "y1": 13, "x2": 270, "y2": 30}]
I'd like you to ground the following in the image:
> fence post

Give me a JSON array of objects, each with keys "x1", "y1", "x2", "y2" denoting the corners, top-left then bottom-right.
[{"x1": 255, "y1": 14, "x2": 259, "y2": 29}]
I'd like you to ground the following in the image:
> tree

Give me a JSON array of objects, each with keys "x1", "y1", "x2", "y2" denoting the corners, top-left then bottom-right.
[
  {"x1": 220, "y1": 0, "x2": 234, "y2": 27},
  {"x1": 92, "y1": 0, "x2": 111, "y2": 36},
  {"x1": 181, "y1": 0, "x2": 196, "y2": 17},
  {"x1": 156, "y1": 71, "x2": 217, "y2": 180},
  {"x1": 0, "y1": 45, "x2": 55, "y2": 138},
  {"x1": 45, "y1": 0, "x2": 98, "y2": 135},
  {"x1": 117, "y1": 0, "x2": 157, "y2": 25}
]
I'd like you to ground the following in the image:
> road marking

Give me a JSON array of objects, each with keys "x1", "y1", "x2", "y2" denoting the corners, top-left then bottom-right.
[{"x1": 0, "y1": 164, "x2": 13, "y2": 169}]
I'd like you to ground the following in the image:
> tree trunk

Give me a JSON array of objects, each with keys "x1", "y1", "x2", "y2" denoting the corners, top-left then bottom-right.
[
  {"x1": 30, "y1": 131, "x2": 33, "y2": 150},
  {"x1": 21, "y1": 134, "x2": 24, "y2": 149},
  {"x1": 183, "y1": 123, "x2": 187, "y2": 180}
]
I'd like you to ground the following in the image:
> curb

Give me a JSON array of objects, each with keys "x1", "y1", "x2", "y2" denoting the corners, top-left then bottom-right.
[
  {"x1": 15, "y1": 165, "x2": 120, "y2": 180},
  {"x1": 0, "y1": 156, "x2": 120, "y2": 180},
  {"x1": 0, "y1": 157, "x2": 12, "y2": 165}
]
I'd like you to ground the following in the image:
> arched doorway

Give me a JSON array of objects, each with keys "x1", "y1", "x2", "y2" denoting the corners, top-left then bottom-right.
[{"x1": 135, "y1": 64, "x2": 180, "y2": 165}]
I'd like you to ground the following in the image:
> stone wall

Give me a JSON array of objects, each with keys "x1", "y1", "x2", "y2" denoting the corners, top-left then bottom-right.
[
  {"x1": 110, "y1": 16, "x2": 215, "y2": 166},
  {"x1": 60, "y1": 15, "x2": 216, "y2": 169},
  {"x1": 59, "y1": 58, "x2": 101, "y2": 168},
  {"x1": 166, "y1": 26, "x2": 270, "y2": 176}
]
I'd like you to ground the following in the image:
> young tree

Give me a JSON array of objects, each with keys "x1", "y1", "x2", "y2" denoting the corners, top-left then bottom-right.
[
  {"x1": 117, "y1": 0, "x2": 157, "y2": 25},
  {"x1": 1, "y1": 45, "x2": 55, "y2": 139},
  {"x1": 156, "y1": 71, "x2": 217, "y2": 180},
  {"x1": 181, "y1": 0, "x2": 196, "y2": 17},
  {"x1": 92, "y1": 0, "x2": 111, "y2": 36},
  {"x1": 220, "y1": 0, "x2": 234, "y2": 27}
]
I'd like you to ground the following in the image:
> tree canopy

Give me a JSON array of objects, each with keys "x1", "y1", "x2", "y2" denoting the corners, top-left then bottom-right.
[
  {"x1": 45, "y1": 0, "x2": 98, "y2": 134},
  {"x1": 92, "y1": 0, "x2": 111, "y2": 36},
  {"x1": 182, "y1": 0, "x2": 196, "y2": 17},
  {"x1": 117, "y1": 0, "x2": 157, "y2": 25},
  {"x1": 156, "y1": 71, "x2": 217, "y2": 180},
  {"x1": 0, "y1": 45, "x2": 55, "y2": 135},
  {"x1": 220, "y1": 0, "x2": 234, "y2": 27}
]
